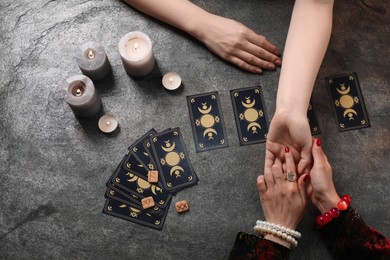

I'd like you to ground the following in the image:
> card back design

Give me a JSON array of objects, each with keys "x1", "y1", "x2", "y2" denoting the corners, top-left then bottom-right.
[
  {"x1": 230, "y1": 86, "x2": 268, "y2": 145},
  {"x1": 150, "y1": 128, "x2": 198, "y2": 192},
  {"x1": 112, "y1": 166, "x2": 172, "y2": 208},
  {"x1": 129, "y1": 129, "x2": 158, "y2": 171},
  {"x1": 307, "y1": 101, "x2": 321, "y2": 135},
  {"x1": 187, "y1": 92, "x2": 229, "y2": 152},
  {"x1": 326, "y1": 73, "x2": 370, "y2": 131},
  {"x1": 103, "y1": 198, "x2": 170, "y2": 230},
  {"x1": 105, "y1": 186, "x2": 162, "y2": 215}
]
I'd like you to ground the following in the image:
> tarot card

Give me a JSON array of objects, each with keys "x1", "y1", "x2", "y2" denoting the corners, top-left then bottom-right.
[
  {"x1": 105, "y1": 186, "x2": 162, "y2": 215},
  {"x1": 187, "y1": 92, "x2": 229, "y2": 152},
  {"x1": 149, "y1": 128, "x2": 198, "y2": 192},
  {"x1": 129, "y1": 129, "x2": 158, "y2": 171},
  {"x1": 103, "y1": 198, "x2": 170, "y2": 230},
  {"x1": 112, "y1": 166, "x2": 172, "y2": 208},
  {"x1": 307, "y1": 101, "x2": 321, "y2": 135},
  {"x1": 230, "y1": 86, "x2": 269, "y2": 145},
  {"x1": 326, "y1": 73, "x2": 370, "y2": 131}
]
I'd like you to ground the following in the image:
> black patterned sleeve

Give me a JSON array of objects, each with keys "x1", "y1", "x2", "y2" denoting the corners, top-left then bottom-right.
[
  {"x1": 319, "y1": 207, "x2": 390, "y2": 259},
  {"x1": 229, "y1": 232, "x2": 290, "y2": 260}
]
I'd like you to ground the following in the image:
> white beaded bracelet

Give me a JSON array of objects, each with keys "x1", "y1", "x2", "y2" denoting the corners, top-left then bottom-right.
[
  {"x1": 255, "y1": 220, "x2": 301, "y2": 238},
  {"x1": 254, "y1": 221, "x2": 301, "y2": 248}
]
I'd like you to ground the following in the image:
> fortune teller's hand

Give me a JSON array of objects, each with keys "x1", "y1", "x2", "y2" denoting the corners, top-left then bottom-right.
[
  {"x1": 257, "y1": 147, "x2": 309, "y2": 247},
  {"x1": 265, "y1": 110, "x2": 313, "y2": 175},
  {"x1": 307, "y1": 138, "x2": 340, "y2": 214},
  {"x1": 258, "y1": 148, "x2": 309, "y2": 230},
  {"x1": 195, "y1": 14, "x2": 281, "y2": 74}
]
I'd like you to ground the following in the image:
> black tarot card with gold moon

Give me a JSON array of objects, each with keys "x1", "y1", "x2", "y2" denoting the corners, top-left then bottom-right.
[
  {"x1": 149, "y1": 128, "x2": 198, "y2": 192},
  {"x1": 103, "y1": 198, "x2": 170, "y2": 230},
  {"x1": 326, "y1": 73, "x2": 370, "y2": 131},
  {"x1": 187, "y1": 92, "x2": 229, "y2": 152},
  {"x1": 128, "y1": 129, "x2": 158, "y2": 171},
  {"x1": 105, "y1": 186, "x2": 162, "y2": 215},
  {"x1": 122, "y1": 152, "x2": 164, "y2": 188},
  {"x1": 230, "y1": 86, "x2": 268, "y2": 145},
  {"x1": 307, "y1": 101, "x2": 321, "y2": 136},
  {"x1": 112, "y1": 165, "x2": 172, "y2": 208}
]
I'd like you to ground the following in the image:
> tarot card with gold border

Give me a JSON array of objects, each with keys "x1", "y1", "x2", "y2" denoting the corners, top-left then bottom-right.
[
  {"x1": 230, "y1": 86, "x2": 268, "y2": 145},
  {"x1": 326, "y1": 73, "x2": 370, "y2": 131},
  {"x1": 307, "y1": 101, "x2": 321, "y2": 136},
  {"x1": 105, "y1": 186, "x2": 162, "y2": 215},
  {"x1": 149, "y1": 128, "x2": 198, "y2": 192},
  {"x1": 129, "y1": 128, "x2": 158, "y2": 171},
  {"x1": 103, "y1": 198, "x2": 170, "y2": 230},
  {"x1": 112, "y1": 166, "x2": 172, "y2": 208},
  {"x1": 187, "y1": 92, "x2": 229, "y2": 152}
]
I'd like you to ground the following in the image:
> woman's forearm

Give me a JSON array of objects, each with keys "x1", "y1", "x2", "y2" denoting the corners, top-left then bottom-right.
[
  {"x1": 276, "y1": 0, "x2": 334, "y2": 116},
  {"x1": 121, "y1": 0, "x2": 211, "y2": 38}
]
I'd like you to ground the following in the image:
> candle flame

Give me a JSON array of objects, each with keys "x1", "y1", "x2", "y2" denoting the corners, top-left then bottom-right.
[
  {"x1": 106, "y1": 121, "x2": 111, "y2": 126},
  {"x1": 75, "y1": 88, "x2": 83, "y2": 96},
  {"x1": 134, "y1": 42, "x2": 138, "y2": 51},
  {"x1": 87, "y1": 49, "x2": 95, "y2": 59},
  {"x1": 169, "y1": 78, "x2": 173, "y2": 84}
]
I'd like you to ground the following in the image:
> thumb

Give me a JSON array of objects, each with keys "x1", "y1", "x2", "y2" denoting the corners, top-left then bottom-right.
[
  {"x1": 297, "y1": 143, "x2": 313, "y2": 174},
  {"x1": 297, "y1": 173, "x2": 310, "y2": 198}
]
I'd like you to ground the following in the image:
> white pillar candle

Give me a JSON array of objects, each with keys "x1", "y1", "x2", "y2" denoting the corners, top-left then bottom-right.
[
  {"x1": 75, "y1": 41, "x2": 111, "y2": 80},
  {"x1": 63, "y1": 75, "x2": 101, "y2": 118},
  {"x1": 162, "y1": 72, "x2": 182, "y2": 91},
  {"x1": 98, "y1": 114, "x2": 118, "y2": 133},
  {"x1": 118, "y1": 31, "x2": 155, "y2": 77}
]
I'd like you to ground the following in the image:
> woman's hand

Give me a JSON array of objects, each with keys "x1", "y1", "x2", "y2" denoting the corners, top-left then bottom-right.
[
  {"x1": 257, "y1": 147, "x2": 309, "y2": 247},
  {"x1": 265, "y1": 110, "x2": 313, "y2": 175},
  {"x1": 307, "y1": 138, "x2": 340, "y2": 214},
  {"x1": 196, "y1": 14, "x2": 281, "y2": 74}
]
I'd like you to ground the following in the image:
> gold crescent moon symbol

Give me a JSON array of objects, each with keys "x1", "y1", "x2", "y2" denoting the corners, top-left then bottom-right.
[
  {"x1": 127, "y1": 173, "x2": 138, "y2": 182},
  {"x1": 198, "y1": 104, "x2": 212, "y2": 114},
  {"x1": 162, "y1": 141, "x2": 176, "y2": 152},
  {"x1": 151, "y1": 185, "x2": 157, "y2": 195},
  {"x1": 343, "y1": 108, "x2": 358, "y2": 118},
  {"x1": 336, "y1": 86, "x2": 350, "y2": 95},
  {"x1": 203, "y1": 128, "x2": 217, "y2": 137},
  {"x1": 130, "y1": 207, "x2": 141, "y2": 213},
  {"x1": 242, "y1": 99, "x2": 256, "y2": 108},
  {"x1": 247, "y1": 122, "x2": 261, "y2": 131},
  {"x1": 170, "y1": 165, "x2": 184, "y2": 177}
]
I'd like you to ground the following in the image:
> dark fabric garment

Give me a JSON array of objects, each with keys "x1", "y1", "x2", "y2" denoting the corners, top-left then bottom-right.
[
  {"x1": 229, "y1": 208, "x2": 390, "y2": 260},
  {"x1": 229, "y1": 232, "x2": 290, "y2": 260},
  {"x1": 319, "y1": 207, "x2": 390, "y2": 260}
]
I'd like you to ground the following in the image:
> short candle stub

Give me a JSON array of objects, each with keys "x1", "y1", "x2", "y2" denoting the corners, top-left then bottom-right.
[
  {"x1": 98, "y1": 114, "x2": 119, "y2": 134},
  {"x1": 71, "y1": 81, "x2": 85, "y2": 97},
  {"x1": 85, "y1": 49, "x2": 96, "y2": 60},
  {"x1": 162, "y1": 72, "x2": 182, "y2": 91}
]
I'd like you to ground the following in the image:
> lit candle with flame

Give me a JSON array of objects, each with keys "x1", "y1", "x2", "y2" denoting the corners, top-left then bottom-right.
[
  {"x1": 162, "y1": 72, "x2": 182, "y2": 91},
  {"x1": 98, "y1": 114, "x2": 119, "y2": 133},
  {"x1": 63, "y1": 75, "x2": 101, "y2": 118},
  {"x1": 75, "y1": 42, "x2": 111, "y2": 80},
  {"x1": 118, "y1": 31, "x2": 155, "y2": 77}
]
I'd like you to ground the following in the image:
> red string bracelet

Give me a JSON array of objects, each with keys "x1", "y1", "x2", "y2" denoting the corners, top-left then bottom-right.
[{"x1": 316, "y1": 195, "x2": 352, "y2": 226}]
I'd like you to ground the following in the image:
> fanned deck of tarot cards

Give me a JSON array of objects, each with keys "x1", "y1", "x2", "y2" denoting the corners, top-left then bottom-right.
[{"x1": 103, "y1": 128, "x2": 198, "y2": 230}]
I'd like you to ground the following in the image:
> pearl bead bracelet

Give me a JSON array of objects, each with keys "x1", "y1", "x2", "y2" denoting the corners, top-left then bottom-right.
[
  {"x1": 254, "y1": 221, "x2": 301, "y2": 248},
  {"x1": 316, "y1": 194, "x2": 352, "y2": 226}
]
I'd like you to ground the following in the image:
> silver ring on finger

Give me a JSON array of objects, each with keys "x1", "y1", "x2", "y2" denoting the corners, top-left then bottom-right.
[{"x1": 285, "y1": 171, "x2": 297, "y2": 182}]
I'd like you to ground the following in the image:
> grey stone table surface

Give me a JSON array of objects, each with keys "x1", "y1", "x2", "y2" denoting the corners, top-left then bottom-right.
[{"x1": 0, "y1": 0, "x2": 389, "y2": 259}]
